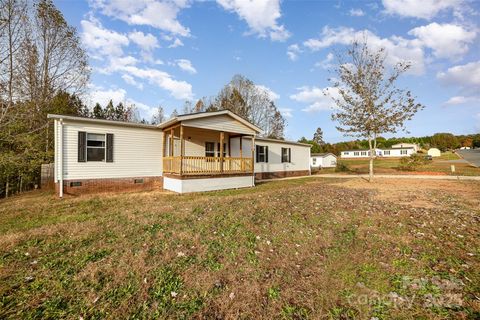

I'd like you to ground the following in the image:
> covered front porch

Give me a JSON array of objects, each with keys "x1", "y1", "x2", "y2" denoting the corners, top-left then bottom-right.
[{"x1": 160, "y1": 111, "x2": 259, "y2": 178}]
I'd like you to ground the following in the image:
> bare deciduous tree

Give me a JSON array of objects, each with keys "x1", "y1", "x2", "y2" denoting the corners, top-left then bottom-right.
[
  {"x1": 0, "y1": 0, "x2": 27, "y2": 127},
  {"x1": 216, "y1": 74, "x2": 285, "y2": 139},
  {"x1": 330, "y1": 39, "x2": 424, "y2": 181},
  {"x1": 151, "y1": 105, "x2": 165, "y2": 125}
]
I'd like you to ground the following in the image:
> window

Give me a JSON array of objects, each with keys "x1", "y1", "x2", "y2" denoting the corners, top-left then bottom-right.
[
  {"x1": 216, "y1": 143, "x2": 227, "y2": 158},
  {"x1": 312, "y1": 158, "x2": 317, "y2": 165},
  {"x1": 361, "y1": 151, "x2": 367, "y2": 156},
  {"x1": 87, "y1": 133, "x2": 106, "y2": 161},
  {"x1": 331, "y1": 160, "x2": 336, "y2": 166},
  {"x1": 281, "y1": 147, "x2": 291, "y2": 163},
  {"x1": 354, "y1": 151, "x2": 359, "y2": 156},
  {"x1": 344, "y1": 152, "x2": 349, "y2": 155},
  {"x1": 384, "y1": 150, "x2": 390, "y2": 155},
  {"x1": 256, "y1": 145, "x2": 268, "y2": 163},
  {"x1": 400, "y1": 149, "x2": 407, "y2": 155},
  {"x1": 205, "y1": 142, "x2": 215, "y2": 157}
]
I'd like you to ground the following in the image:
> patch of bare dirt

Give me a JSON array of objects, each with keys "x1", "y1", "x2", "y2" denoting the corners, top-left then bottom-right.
[{"x1": 333, "y1": 178, "x2": 480, "y2": 209}]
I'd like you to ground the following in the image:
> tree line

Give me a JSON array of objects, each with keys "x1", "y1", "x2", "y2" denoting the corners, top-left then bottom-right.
[{"x1": 300, "y1": 130, "x2": 480, "y2": 155}]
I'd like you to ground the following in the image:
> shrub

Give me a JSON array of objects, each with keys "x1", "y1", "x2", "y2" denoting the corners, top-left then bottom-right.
[
  {"x1": 336, "y1": 162, "x2": 350, "y2": 172},
  {"x1": 398, "y1": 154, "x2": 428, "y2": 171}
]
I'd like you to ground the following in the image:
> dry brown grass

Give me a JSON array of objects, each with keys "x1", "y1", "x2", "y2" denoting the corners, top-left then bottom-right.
[{"x1": 0, "y1": 178, "x2": 479, "y2": 319}]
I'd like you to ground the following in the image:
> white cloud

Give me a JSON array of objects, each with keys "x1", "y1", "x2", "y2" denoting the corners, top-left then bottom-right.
[
  {"x1": 437, "y1": 61, "x2": 480, "y2": 105},
  {"x1": 408, "y1": 23, "x2": 476, "y2": 60},
  {"x1": 444, "y1": 95, "x2": 480, "y2": 105},
  {"x1": 168, "y1": 38, "x2": 184, "y2": 48},
  {"x1": 128, "y1": 31, "x2": 159, "y2": 51},
  {"x1": 287, "y1": 44, "x2": 302, "y2": 61},
  {"x1": 217, "y1": 0, "x2": 290, "y2": 41},
  {"x1": 349, "y1": 8, "x2": 365, "y2": 16},
  {"x1": 175, "y1": 59, "x2": 197, "y2": 74},
  {"x1": 122, "y1": 74, "x2": 144, "y2": 90},
  {"x1": 290, "y1": 86, "x2": 340, "y2": 112},
  {"x1": 278, "y1": 107, "x2": 293, "y2": 118},
  {"x1": 256, "y1": 85, "x2": 280, "y2": 101},
  {"x1": 91, "y1": 0, "x2": 191, "y2": 36},
  {"x1": 315, "y1": 52, "x2": 334, "y2": 69},
  {"x1": 382, "y1": 0, "x2": 462, "y2": 19},
  {"x1": 81, "y1": 18, "x2": 129, "y2": 58},
  {"x1": 303, "y1": 26, "x2": 426, "y2": 74},
  {"x1": 437, "y1": 61, "x2": 480, "y2": 92},
  {"x1": 120, "y1": 65, "x2": 193, "y2": 99},
  {"x1": 89, "y1": 87, "x2": 128, "y2": 107}
]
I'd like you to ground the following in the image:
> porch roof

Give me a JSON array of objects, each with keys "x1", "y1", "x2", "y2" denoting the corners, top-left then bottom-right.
[{"x1": 158, "y1": 110, "x2": 262, "y2": 134}]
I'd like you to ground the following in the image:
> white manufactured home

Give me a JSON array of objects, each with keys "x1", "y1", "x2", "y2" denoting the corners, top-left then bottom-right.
[
  {"x1": 49, "y1": 110, "x2": 311, "y2": 196},
  {"x1": 340, "y1": 147, "x2": 415, "y2": 159},
  {"x1": 310, "y1": 153, "x2": 337, "y2": 169}
]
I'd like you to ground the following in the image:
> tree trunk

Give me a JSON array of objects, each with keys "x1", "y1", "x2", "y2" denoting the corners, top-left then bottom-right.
[
  {"x1": 5, "y1": 180, "x2": 9, "y2": 198},
  {"x1": 368, "y1": 136, "x2": 374, "y2": 182}
]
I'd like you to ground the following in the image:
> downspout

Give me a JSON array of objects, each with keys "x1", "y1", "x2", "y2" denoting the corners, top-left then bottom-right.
[
  {"x1": 251, "y1": 135, "x2": 255, "y2": 187},
  {"x1": 59, "y1": 119, "x2": 64, "y2": 198}
]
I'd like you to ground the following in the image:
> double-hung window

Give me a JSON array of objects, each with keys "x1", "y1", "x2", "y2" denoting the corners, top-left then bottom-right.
[
  {"x1": 205, "y1": 142, "x2": 215, "y2": 157},
  {"x1": 384, "y1": 150, "x2": 390, "y2": 155},
  {"x1": 354, "y1": 151, "x2": 359, "y2": 156},
  {"x1": 256, "y1": 145, "x2": 268, "y2": 163},
  {"x1": 400, "y1": 149, "x2": 407, "y2": 155},
  {"x1": 87, "y1": 133, "x2": 106, "y2": 161},
  {"x1": 361, "y1": 151, "x2": 367, "y2": 156},
  {"x1": 281, "y1": 147, "x2": 291, "y2": 163}
]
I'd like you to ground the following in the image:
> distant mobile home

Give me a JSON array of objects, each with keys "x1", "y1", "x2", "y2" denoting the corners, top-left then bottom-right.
[
  {"x1": 310, "y1": 153, "x2": 337, "y2": 168},
  {"x1": 340, "y1": 147, "x2": 415, "y2": 158},
  {"x1": 49, "y1": 110, "x2": 311, "y2": 196},
  {"x1": 391, "y1": 143, "x2": 420, "y2": 152}
]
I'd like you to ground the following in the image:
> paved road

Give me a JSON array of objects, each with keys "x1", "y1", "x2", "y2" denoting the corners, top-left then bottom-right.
[{"x1": 457, "y1": 149, "x2": 480, "y2": 167}]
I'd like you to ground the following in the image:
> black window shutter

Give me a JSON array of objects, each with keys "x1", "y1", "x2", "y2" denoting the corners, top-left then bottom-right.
[
  {"x1": 106, "y1": 133, "x2": 114, "y2": 162},
  {"x1": 265, "y1": 146, "x2": 269, "y2": 163},
  {"x1": 288, "y1": 148, "x2": 291, "y2": 162},
  {"x1": 78, "y1": 131, "x2": 86, "y2": 162},
  {"x1": 255, "y1": 145, "x2": 260, "y2": 162}
]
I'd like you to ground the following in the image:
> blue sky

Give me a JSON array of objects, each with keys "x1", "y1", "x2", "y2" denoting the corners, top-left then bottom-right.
[{"x1": 56, "y1": 0, "x2": 480, "y2": 142}]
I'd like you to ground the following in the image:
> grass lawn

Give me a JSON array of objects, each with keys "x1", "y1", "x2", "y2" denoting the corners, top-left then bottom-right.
[
  {"x1": 328, "y1": 152, "x2": 480, "y2": 176},
  {"x1": 0, "y1": 178, "x2": 479, "y2": 319}
]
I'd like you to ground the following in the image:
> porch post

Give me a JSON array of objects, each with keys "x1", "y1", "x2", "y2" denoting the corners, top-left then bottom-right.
[
  {"x1": 240, "y1": 136, "x2": 244, "y2": 171},
  {"x1": 220, "y1": 131, "x2": 224, "y2": 173},
  {"x1": 251, "y1": 135, "x2": 255, "y2": 174},
  {"x1": 180, "y1": 125, "x2": 184, "y2": 175},
  {"x1": 170, "y1": 128, "x2": 174, "y2": 156}
]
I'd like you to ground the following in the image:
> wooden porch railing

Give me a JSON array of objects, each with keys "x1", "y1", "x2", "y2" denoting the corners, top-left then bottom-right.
[{"x1": 163, "y1": 156, "x2": 253, "y2": 175}]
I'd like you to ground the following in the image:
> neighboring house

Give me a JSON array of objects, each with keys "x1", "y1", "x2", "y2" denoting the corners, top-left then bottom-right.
[
  {"x1": 310, "y1": 153, "x2": 337, "y2": 169},
  {"x1": 48, "y1": 110, "x2": 311, "y2": 196},
  {"x1": 391, "y1": 143, "x2": 420, "y2": 152},
  {"x1": 427, "y1": 148, "x2": 441, "y2": 157},
  {"x1": 340, "y1": 147, "x2": 415, "y2": 158},
  {"x1": 340, "y1": 149, "x2": 382, "y2": 158}
]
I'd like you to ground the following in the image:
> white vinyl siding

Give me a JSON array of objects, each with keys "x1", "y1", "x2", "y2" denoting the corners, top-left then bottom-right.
[
  {"x1": 251, "y1": 139, "x2": 310, "y2": 173},
  {"x1": 310, "y1": 154, "x2": 337, "y2": 168},
  {"x1": 59, "y1": 120, "x2": 163, "y2": 180},
  {"x1": 182, "y1": 114, "x2": 256, "y2": 135}
]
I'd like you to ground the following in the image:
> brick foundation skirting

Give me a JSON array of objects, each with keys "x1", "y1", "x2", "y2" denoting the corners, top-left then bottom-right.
[
  {"x1": 56, "y1": 176, "x2": 163, "y2": 196},
  {"x1": 255, "y1": 170, "x2": 310, "y2": 180}
]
